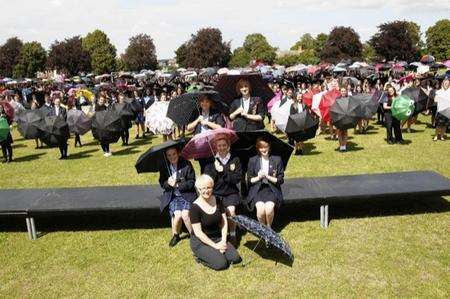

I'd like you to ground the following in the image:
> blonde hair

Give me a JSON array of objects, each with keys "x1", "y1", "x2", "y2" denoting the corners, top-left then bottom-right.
[{"x1": 195, "y1": 174, "x2": 214, "y2": 191}]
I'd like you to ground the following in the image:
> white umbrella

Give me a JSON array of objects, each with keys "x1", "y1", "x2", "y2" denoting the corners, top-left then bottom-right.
[
  {"x1": 271, "y1": 99, "x2": 293, "y2": 132},
  {"x1": 145, "y1": 101, "x2": 174, "y2": 135}
]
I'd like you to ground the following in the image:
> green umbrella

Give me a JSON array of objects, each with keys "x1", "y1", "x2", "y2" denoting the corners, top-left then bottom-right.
[
  {"x1": 0, "y1": 117, "x2": 10, "y2": 142},
  {"x1": 391, "y1": 95, "x2": 415, "y2": 121}
]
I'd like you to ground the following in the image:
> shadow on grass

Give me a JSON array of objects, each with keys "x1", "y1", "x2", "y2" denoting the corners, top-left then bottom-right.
[
  {"x1": 113, "y1": 146, "x2": 140, "y2": 156},
  {"x1": 81, "y1": 140, "x2": 99, "y2": 146},
  {"x1": 66, "y1": 149, "x2": 98, "y2": 160},
  {"x1": 13, "y1": 152, "x2": 46, "y2": 162},
  {"x1": 129, "y1": 137, "x2": 153, "y2": 146},
  {"x1": 303, "y1": 142, "x2": 321, "y2": 156},
  {"x1": 242, "y1": 240, "x2": 293, "y2": 267},
  {"x1": 12, "y1": 143, "x2": 26, "y2": 148}
]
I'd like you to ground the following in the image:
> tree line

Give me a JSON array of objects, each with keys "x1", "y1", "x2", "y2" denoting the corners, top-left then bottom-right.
[{"x1": 0, "y1": 19, "x2": 448, "y2": 78}]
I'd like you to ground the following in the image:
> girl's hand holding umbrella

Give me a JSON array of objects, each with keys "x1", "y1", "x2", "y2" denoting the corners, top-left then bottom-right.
[{"x1": 214, "y1": 160, "x2": 224, "y2": 172}]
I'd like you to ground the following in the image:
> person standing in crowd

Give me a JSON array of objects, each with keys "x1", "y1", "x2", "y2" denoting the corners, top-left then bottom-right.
[
  {"x1": 117, "y1": 93, "x2": 131, "y2": 146},
  {"x1": 229, "y1": 79, "x2": 265, "y2": 131},
  {"x1": 383, "y1": 84, "x2": 404, "y2": 144},
  {"x1": 51, "y1": 96, "x2": 68, "y2": 159},
  {"x1": 289, "y1": 92, "x2": 307, "y2": 155},
  {"x1": 0, "y1": 105, "x2": 13, "y2": 163},
  {"x1": 204, "y1": 136, "x2": 242, "y2": 245},
  {"x1": 95, "y1": 95, "x2": 112, "y2": 157},
  {"x1": 40, "y1": 93, "x2": 53, "y2": 116},
  {"x1": 336, "y1": 86, "x2": 350, "y2": 152},
  {"x1": 159, "y1": 146, "x2": 196, "y2": 247},
  {"x1": 30, "y1": 97, "x2": 44, "y2": 149},
  {"x1": 246, "y1": 137, "x2": 285, "y2": 228},
  {"x1": 133, "y1": 90, "x2": 146, "y2": 139},
  {"x1": 189, "y1": 174, "x2": 242, "y2": 270},
  {"x1": 434, "y1": 78, "x2": 449, "y2": 141}
]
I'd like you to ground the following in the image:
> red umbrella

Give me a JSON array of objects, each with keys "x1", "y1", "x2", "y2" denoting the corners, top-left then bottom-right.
[
  {"x1": 181, "y1": 128, "x2": 238, "y2": 160},
  {"x1": 302, "y1": 87, "x2": 321, "y2": 107},
  {"x1": 319, "y1": 89, "x2": 341, "y2": 122},
  {"x1": 0, "y1": 101, "x2": 14, "y2": 122}
]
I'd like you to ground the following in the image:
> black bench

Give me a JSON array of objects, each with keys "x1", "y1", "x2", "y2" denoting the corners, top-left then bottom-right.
[{"x1": 1, "y1": 171, "x2": 449, "y2": 239}]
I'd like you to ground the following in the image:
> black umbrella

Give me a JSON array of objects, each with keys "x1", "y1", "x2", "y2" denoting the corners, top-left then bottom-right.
[
  {"x1": 214, "y1": 73, "x2": 274, "y2": 105},
  {"x1": 166, "y1": 91, "x2": 229, "y2": 127},
  {"x1": 401, "y1": 87, "x2": 429, "y2": 114},
  {"x1": 125, "y1": 98, "x2": 143, "y2": 115},
  {"x1": 330, "y1": 97, "x2": 360, "y2": 130},
  {"x1": 38, "y1": 115, "x2": 70, "y2": 147},
  {"x1": 67, "y1": 109, "x2": 92, "y2": 135},
  {"x1": 91, "y1": 110, "x2": 123, "y2": 143},
  {"x1": 135, "y1": 139, "x2": 187, "y2": 173},
  {"x1": 350, "y1": 93, "x2": 379, "y2": 119},
  {"x1": 285, "y1": 111, "x2": 319, "y2": 142},
  {"x1": 112, "y1": 102, "x2": 134, "y2": 129},
  {"x1": 229, "y1": 215, "x2": 294, "y2": 261},
  {"x1": 231, "y1": 130, "x2": 293, "y2": 171},
  {"x1": 16, "y1": 109, "x2": 44, "y2": 139}
]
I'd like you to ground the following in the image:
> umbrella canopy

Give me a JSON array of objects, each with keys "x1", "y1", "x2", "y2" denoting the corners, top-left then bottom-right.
[
  {"x1": 144, "y1": 101, "x2": 174, "y2": 135},
  {"x1": 266, "y1": 92, "x2": 282, "y2": 113},
  {"x1": 330, "y1": 97, "x2": 360, "y2": 130},
  {"x1": 91, "y1": 110, "x2": 123, "y2": 143},
  {"x1": 229, "y1": 215, "x2": 293, "y2": 261},
  {"x1": 67, "y1": 109, "x2": 92, "y2": 135},
  {"x1": 271, "y1": 99, "x2": 293, "y2": 132},
  {"x1": 135, "y1": 139, "x2": 187, "y2": 174},
  {"x1": 302, "y1": 88, "x2": 321, "y2": 107},
  {"x1": 350, "y1": 93, "x2": 379, "y2": 119},
  {"x1": 214, "y1": 73, "x2": 274, "y2": 105},
  {"x1": 319, "y1": 89, "x2": 341, "y2": 122},
  {"x1": 167, "y1": 91, "x2": 229, "y2": 127},
  {"x1": 0, "y1": 117, "x2": 10, "y2": 142},
  {"x1": 112, "y1": 102, "x2": 134, "y2": 129},
  {"x1": 435, "y1": 88, "x2": 450, "y2": 119},
  {"x1": 75, "y1": 89, "x2": 94, "y2": 101},
  {"x1": 16, "y1": 109, "x2": 44, "y2": 139},
  {"x1": 0, "y1": 101, "x2": 14, "y2": 122},
  {"x1": 285, "y1": 110, "x2": 319, "y2": 134},
  {"x1": 231, "y1": 130, "x2": 293, "y2": 170},
  {"x1": 401, "y1": 87, "x2": 429, "y2": 114},
  {"x1": 38, "y1": 115, "x2": 70, "y2": 147},
  {"x1": 443, "y1": 60, "x2": 450, "y2": 68},
  {"x1": 420, "y1": 55, "x2": 435, "y2": 65},
  {"x1": 181, "y1": 128, "x2": 238, "y2": 160},
  {"x1": 391, "y1": 95, "x2": 415, "y2": 121}
]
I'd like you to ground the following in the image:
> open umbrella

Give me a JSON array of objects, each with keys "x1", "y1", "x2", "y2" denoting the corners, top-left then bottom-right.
[
  {"x1": 285, "y1": 110, "x2": 319, "y2": 142},
  {"x1": 144, "y1": 101, "x2": 174, "y2": 135},
  {"x1": 229, "y1": 215, "x2": 293, "y2": 261},
  {"x1": 319, "y1": 89, "x2": 341, "y2": 122},
  {"x1": 91, "y1": 110, "x2": 123, "y2": 143},
  {"x1": 330, "y1": 97, "x2": 360, "y2": 130},
  {"x1": 16, "y1": 109, "x2": 44, "y2": 139},
  {"x1": 181, "y1": 128, "x2": 238, "y2": 160},
  {"x1": 0, "y1": 117, "x2": 10, "y2": 142},
  {"x1": 67, "y1": 109, "x2": 92, "y2": 135},
  {"x1": 135, "y1": 139, "x2": 187, "y2": 174},
  {"x1": 0, "y1": 101, "x2": 14, "y2": 122},
  {"x1": 75, "y1": 89, "x2": 94, "y2": 102},
  {"x1": 435, "y1": 89, "x2": 450, "y2": 119},
  {"x1": 420, "y1": 55, "x2": 435, "y2": 65},
  {"x1": 271, "y1": 99, "x2": 293, "y2": 132},
  {"x1": 214, "y1": 73, "x2": 274, "y2": 105},
  {"x1": 401, "y1": 87, "x2": 429, "y2": 114},
  {"x1": 350, "y1": 93, "x2": 379, "y2": 119},
  {"x1": 38, "y1": 115, "x2": 70, "y2": 147},
  {"x1": 231, "y1": 130, "x2": 293, "y2": 170},
  {"x1": 167, "y1": 91, "x2": 229, "y2": 127},
  {"x1": 302, "y1": 88, "x2": 321, "y2": 107},
  {"x1": 112, "y1": 102, "x2": 134, "y2": 129},
  {"x1": 391, "y1": 95, "x2": 415, "y2": 121}
]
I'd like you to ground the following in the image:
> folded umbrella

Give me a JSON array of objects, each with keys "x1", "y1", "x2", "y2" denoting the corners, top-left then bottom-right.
[
  {"x1": 16, "y1": 109, "x2": 44, "y2": 139},
  {"x1": 91, "y1": 110, "x2": 123, "y2": 143},
  {"x1": 214, "y1": 73, "x2": 274, "y2": 105},
  {"x1": 330, "y1": 97, "x2": 360, "y2": 130},
  {"x1": 391, "y1": 95, "x2": 415, "y2": 121},
  {"x1": 0, "y1": 117, "x2": 10, "y2": 142},
  {"x1": 181, "y1": 128, "x2": 238, "y2": 160},
  {"x1": 319, "y1": 89, "x2": 341, "y2": 122},
  {"x1": 67, "y1": 109, "x2": 92, "y2": 135},
  {"x1": 135, "y1": 139, "x2": 187, "y2": 174},
  {"x1": 401, "y1": 87, "x2": 429, "y2": 114},
  {"x1": 38, "y1": 115, "x2": 70, "y2": 147},
  {"x1": 229, "y1": 215, "x2": 293, "y2": 261},
  {"x1": 167, "y1": 91, "x2": 229, "y2": 127}
]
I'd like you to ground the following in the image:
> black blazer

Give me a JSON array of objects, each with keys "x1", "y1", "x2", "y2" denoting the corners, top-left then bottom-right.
[
  {"x1": 204, "y1": 155, "x2": 241, "y2": 196},
  {"x1": 50, "y1": 106, "x2": 67, "y2": 120},
  {"x1": 229, "y1": 97, "x2": 265, "y2": 131},
  {"x1": 193, "y1": 110, "x2": 225, "y2": 135},
  {"x1": 39, "y1": 104, "x2": 53, "y2": 116},
  {"x1": 246, "y1": 155, "x2": 284, "y2": 206},
  {"x1": 290, "y1": 103, "x2": 307, "y2": 115},
  {"x1": 158, "y1": 157, "x2": 197, "y2": 212}
]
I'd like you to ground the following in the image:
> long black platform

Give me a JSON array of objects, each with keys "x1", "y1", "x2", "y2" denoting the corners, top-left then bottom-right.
[{"x1": 1, "y1": 171, "x2": 449, "y2": 239}]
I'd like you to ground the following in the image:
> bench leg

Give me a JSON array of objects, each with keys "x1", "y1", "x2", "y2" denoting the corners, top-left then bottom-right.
[
  {"x1": 320, "y1": 205, "x2": 329, "y2": 229},
  {"x1": 30, "y1": 217, "x2": 37, "y2": 240},
  {"x1": 25, "y1": 218, "x2": 33, "y2": 240}
]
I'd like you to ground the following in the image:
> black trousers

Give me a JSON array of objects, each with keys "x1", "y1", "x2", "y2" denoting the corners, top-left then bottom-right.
[
  {"x1": 121, "y1": 129, "x2": 129, "y2": 144},
  {"x1": 74, "y1": 134, "x2": 82, "y2": 147},
  {"x1": 377, "y1": 105, "x2": 385, "y2": 123},
  {"x1": 1, "y1": 133, "x2": 13, "y2": 161},
  {"x1": 385, "y1": 112, "x2": 403, "y2": 142},
  {"x1": 100, "y1": 143, "x2": 110, "y2": 153},
  {"x1": 58, "y1": 142, "x2": 68, "y2": 157},
  {"x1": 190, "y1": 235, "x2": 241, "y2": 271}
]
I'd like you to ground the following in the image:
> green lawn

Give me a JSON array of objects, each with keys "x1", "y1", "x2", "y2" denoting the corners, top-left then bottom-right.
[{"x1": 1, "y1": 115, "x2": 449, "y2": 298}]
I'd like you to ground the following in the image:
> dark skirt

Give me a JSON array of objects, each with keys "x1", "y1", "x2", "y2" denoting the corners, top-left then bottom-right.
[
  {"x1": 135, "y1": 112, "x2": 145, "y2": 124},
  {"x1": 255, "y1": 184, "x2": 278, "y2": 204},
  {"x1": 435, "y1": 113, "x2": 449, "y2": 127},
  {"x1": 216, "y1": 193, "x2": 241, "y2": 208},
  {"x1": 168, "y1": 195, "x2": 191, "y2": 217}
]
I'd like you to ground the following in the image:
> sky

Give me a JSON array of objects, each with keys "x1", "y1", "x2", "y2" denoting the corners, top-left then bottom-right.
[{"x1": 0, "y1": 0, "x2": 449, "y2": 59}]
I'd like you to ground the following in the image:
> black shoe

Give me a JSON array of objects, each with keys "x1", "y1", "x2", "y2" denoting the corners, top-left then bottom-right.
[
  {"x1": 387, "y1": 140, "x2": 394, "y2": 145},
  {"x1": 169, "y1": 234, "x2": 181, "y2": 247},
  {"x1": 397, "y1": 140, "x2": 406, "y2": 145}
]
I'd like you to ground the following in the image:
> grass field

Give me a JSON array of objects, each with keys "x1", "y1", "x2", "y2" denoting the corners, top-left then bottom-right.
[{"x1": 0, "y1": 115, "x2": 449, "y2": 298}]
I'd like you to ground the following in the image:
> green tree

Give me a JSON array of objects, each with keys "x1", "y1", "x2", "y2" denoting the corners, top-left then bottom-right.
[
  {"x1": 82, "y1": 30, "x2": 116, "y2": 74},
  {"x1": 290, "y1": 33, "x2": 315, "y2": 51},
  {"x1": 243, "y1": 33, "x2": 277, "y2": 64},
  {"x1": 314, "y1": 33, "x2": 328, "y2": 57},
  {"x1": 122, "y1": 34, "x2": 157, "y2": 71},
  {"x1": 275, "y1": 49, "x2": 320, "y2": 66},
  {"x1": 362, "y1": 43, "x2": 377, "y2": 62},
  {"x1": 229, "y1": 47, "x2": 251, "y2": 67},
  {"x1": 47, "y1": 36, "x2": 91, "y2": 76},
  {"x1": 426, "y1": 19, "x2": 450, "y2": 61},
  {"x1": 0, "y1": 37, "x2": 23, "y2": 77},
  {"x1": 321, "y1": 27, "x2": 362, "y2": 63},
  {"x1": 13, "y1": 41, "x2": 47, "y2": 78},
  {"x1": 175, "y1": 42, "x2": 189, "y2": 67}
]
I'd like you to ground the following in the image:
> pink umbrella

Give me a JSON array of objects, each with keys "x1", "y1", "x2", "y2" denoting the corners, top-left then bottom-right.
[
  {"x1": 443, "y1": 60, "x2": 450, "y2": 68},
  {"x1": 68, "y1": 88, "x2": 78, "y2": 96},
  {"x1": 267, "y1": 91, "x2": 282, "y2": 113},
  {"x1": 181, "y1": 128, "x2": 238, "y2": 160}
]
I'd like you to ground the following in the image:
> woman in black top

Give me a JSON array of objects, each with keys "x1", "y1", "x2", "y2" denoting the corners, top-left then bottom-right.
[
  {"x1": 289, "y1": 92, "x2": 308, "y2": 155},
  {"x1": 0, "y1": 105, "x2": 13, "y2": 163},
  {"x1": 95, "y1": 95, "x2": 112, "y2": 156},
  {"x1": 190, "y1": 174, "x2": 242, "y2": 270},
  {"x1": 383, "y1": 85, "x2": 404, "y2": 144},
  {"x1": 204, "y1": 136, "x2": 241, "y2": 242}
]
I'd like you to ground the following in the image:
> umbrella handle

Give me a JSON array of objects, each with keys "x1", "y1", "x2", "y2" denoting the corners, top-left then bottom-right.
[{"x1": 239, "y1": 238, "x2": 263, "y2": 268}]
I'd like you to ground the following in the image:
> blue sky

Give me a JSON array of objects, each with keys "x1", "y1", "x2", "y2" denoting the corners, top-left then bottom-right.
[{"x1": 0, "y1": 0, "x2": 448, "y2": 59}]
